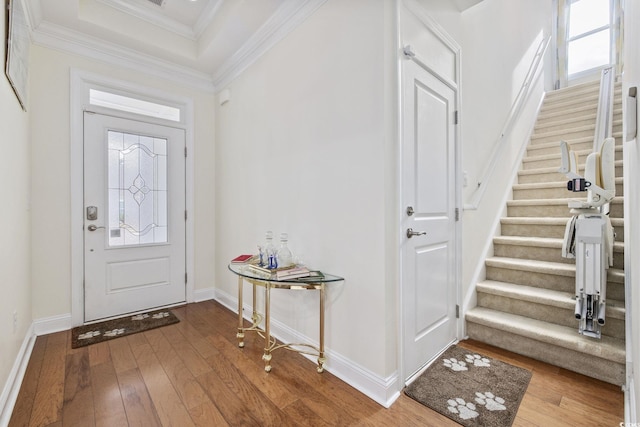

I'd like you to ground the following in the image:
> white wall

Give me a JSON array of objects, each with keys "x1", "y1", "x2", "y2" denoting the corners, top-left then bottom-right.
[
  {"x1": 28, "y1": 46, "x2": 216, "y2": 321},
  {"x1": 215, "y1": 0, "x2": 397, "y2": 382},
  {"x1": 622, "y1": 0, "x2": 640, "y2": 420},
  {"x1": 458, "y1": 0, "x2": 552, "y2": 304},
  {"x1": 0, "y1": 4, "x2": 32, "y2": 420}
]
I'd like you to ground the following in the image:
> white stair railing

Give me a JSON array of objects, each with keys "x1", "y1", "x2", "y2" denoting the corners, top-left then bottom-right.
[{"x1": 465, "y1": 35, "x2": 550, "y2": 210}]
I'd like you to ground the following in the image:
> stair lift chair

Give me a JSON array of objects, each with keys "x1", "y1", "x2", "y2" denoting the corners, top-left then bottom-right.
[{"x1": 559, "y1": 137, "x2": 616, "y2": 338}]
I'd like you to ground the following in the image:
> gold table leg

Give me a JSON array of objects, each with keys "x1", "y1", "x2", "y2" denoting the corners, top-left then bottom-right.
[
  {"x1": 262, "y1": 283, "x2": 272, "y2": 372},
  {"x1": 318, "y1": 283, "x2": 326, "y2": 373},
  {"x1": 236, "y1": 275, "x2": 245, "y2": 348}
]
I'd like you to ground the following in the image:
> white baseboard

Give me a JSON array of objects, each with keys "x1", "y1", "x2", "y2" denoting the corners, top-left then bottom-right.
[
  {"x1": 625, "y1": 370, "x2": 636, "y2": 424},
  {"x1": 193, "y1": 287, "x2": 216, "y2": 303},
  {"x1": 0, "y1": 325, "x2": 36, "y2": 427},
  {"x1": 33, "y1": 313, "x2": 72, "y2": 336},
  {"x1": 213, "y1": 288, "x2": 401, "y2": 408}
]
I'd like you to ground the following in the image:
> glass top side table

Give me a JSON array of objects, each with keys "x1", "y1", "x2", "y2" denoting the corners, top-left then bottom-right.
[{"x1": 228, "y1": 263, "x2": 343, "y2": 373}]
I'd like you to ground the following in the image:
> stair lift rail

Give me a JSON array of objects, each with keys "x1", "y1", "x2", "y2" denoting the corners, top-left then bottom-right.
[{"x1": 558, "y1": 67, "x2": 616, "y2": 339}]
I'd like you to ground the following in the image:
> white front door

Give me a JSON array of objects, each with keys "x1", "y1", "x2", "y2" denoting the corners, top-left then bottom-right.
[
  {"x1": 83, "y1": 112, "x2": 186, "y2": 322},
  {"x1": 401, "y1": 60, "x2": 458, "y2": 381}
]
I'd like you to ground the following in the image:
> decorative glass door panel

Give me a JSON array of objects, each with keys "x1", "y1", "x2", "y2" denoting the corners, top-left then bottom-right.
[{"x1": 107, "y1": 131, "x2": 168, "y2": 247}]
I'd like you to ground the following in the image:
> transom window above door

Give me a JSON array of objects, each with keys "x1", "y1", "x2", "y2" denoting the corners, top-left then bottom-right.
[{"x1": 89, "y1": 89, "x2": 182, "y2": 122}]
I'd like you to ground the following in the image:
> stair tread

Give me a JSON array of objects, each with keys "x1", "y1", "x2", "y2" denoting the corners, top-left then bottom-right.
[
  {"x1": 507, "y1": 196, "x2": 624, "y2": 206},
  {"x1": 485, "y1": 256, "x2": 625, "y2": 282},
  {"x1": 518, "y1": 160, "x2": 623, "y2": 176},
  {"x1": 531, "y1": 120, "x2": 623, "y2": 140},
  {"x1": 528, "y1": 130, "x2": 624, "y2": 145},
  {"x1": 522, "y1": 145, "x2": 622, "y2": 163},
  {"x1": 500, "y1": 216, "x2": 624, "y2": 226},
  {"x1": 542, "y1": 82, "x2": 621, "y2": 101},
  {"x1": 477, "y1": 280, "x2": 626, "y2": 319},
  {"x1": 527, "y1": 135, "x2": 622, "y2": 152},
  {"x1": 493, "y1": 235, "x2": 625, "y2": 252},
  {"x1": 537, "y1": 105, "x2": 622, "y2": 121},
  {"x1": 465, "y1": 307, "x2": 625, "y2": 363}
]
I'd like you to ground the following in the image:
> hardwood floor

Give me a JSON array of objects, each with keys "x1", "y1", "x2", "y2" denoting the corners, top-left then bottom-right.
[{"x1": 9, "y1": 300, "x2": 624, "y2": 426}]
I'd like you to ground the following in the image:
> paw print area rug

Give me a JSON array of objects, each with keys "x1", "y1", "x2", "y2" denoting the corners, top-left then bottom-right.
[
  {"x1": 71, "y1": 308, "x2": 180, "y2": 348},
  {"x1": 404, "y1": 345, "x2": 532, "y2": 427}
]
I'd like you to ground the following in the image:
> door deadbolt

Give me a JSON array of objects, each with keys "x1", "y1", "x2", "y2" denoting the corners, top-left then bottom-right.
[
  {"x1": 86, "y1": 206, "x2": 98, "y2": 221},
  {"x1": 406, "y1": 206, "x2": 414, "y2": 216}
]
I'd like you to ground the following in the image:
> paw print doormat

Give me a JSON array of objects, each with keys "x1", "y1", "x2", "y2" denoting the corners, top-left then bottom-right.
[{"x1": 404, "y1": 344, "x2": 531, "y2": 427}]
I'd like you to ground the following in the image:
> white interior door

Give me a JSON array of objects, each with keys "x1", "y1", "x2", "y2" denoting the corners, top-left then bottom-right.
[
  {"x1": 83, "y1": 112, "x2": 186, "y2": 322},
  {"x1": 401, "y1": 60, "x2": 458, "y2": 381}
]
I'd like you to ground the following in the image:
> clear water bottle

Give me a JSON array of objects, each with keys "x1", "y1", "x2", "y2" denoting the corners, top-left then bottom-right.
[
  {"x1": 265, "y1": 231, "x2": 277, "y2": 269},
  {"x1": 277, "y1": 233, "x2": 293, "y2": 268}
]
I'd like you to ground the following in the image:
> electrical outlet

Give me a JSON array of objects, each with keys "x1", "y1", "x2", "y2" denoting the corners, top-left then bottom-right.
[{"x1": 13, "y1": 311, "x2": 17, "y2": 333}]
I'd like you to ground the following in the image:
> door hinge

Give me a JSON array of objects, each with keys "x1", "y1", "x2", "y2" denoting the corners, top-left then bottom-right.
[
  {"x1": 454, "y1": 110, "x2": 459, "y2": 125},
  {"x1": 456, "y1": 305, "x2": 460, "y2": 319},
  {"x1": 185, "y1": 210, "x2": 188, "y2": 221},
  {"x1": 184, "y1": 147, "x2": 187, "y2": 157},
  {"x1": 185, "y1": 272, "x2": 188, "y2": 284},
  {"x1": 455, "y1": 208, "x2": 459, "y2": 221}
]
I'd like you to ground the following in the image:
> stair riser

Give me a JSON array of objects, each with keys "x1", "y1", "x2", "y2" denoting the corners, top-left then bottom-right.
[
  {"x1": 542, "y1": 88, "x2": 622, "y2": 106},
  {"x1": 512, "y1": 182, "x2": 624, "y2": 200},
  {"x1": 476, "y1": 293, "x2": 625, "y2": 340},
  {"x1": 485, "y1": 266, "x2": 625, "y2": 300},
  {"x1": 535, "y1": 111, "x2": 623, "y2": 134},
  {"x1": 538, "y1": 107, "x2": 597, "y2": 122},
  {"x1": 538, "y1": 107, "x2": 622, "y2": 123},
  {"x1": 535, "y1": 117, "x2": 599, "y2": 134},
  {"x1": 522, "y1": 150, "x2": 623, "y2": 170},
  {"x1": 518, "y1": 164, "x2": 624, "y2": 183},
  {"x1": 531, "y1": 124, "x2": 623, "y2": 145},
  {"x1": 493, "y1": 243, "x2": 625, "y2": 270},
  {"x1": 528, "y1": 141, "x2": 592, "y2": 156},
  {"x1": 466, "y1": 323, "x2": 625, "y2": 385},
  {"x1": 500, "y1": 222, "x2": 625, "y2": 242},
  {"x1": 507, "y1": 202, "x2": 623, "y2": 218},
  {"x1": 543, "y1": 91, "x2": 600, "y2": 106},
  {"x1": 526, "y1": 137, "x2": 622, "y2": 156}
]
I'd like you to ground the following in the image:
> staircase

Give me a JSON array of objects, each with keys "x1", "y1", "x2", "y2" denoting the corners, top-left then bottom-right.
[{"x1": 465, "y1": 80, "x2": 626, "y2": 385}]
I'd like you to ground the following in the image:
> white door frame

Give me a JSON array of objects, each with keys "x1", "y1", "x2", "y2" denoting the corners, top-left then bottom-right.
[
  {"x1": 398, "y1": 0, "x2": 463, "y2": 384},
  {"x1": 70, "y1": 69, "x2": 195, "y2": 326}
]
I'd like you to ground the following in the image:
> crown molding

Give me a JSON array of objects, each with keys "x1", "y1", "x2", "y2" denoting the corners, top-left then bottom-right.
[
  {"x1": 193, "y1": 0, "x2": 225, "y2": 39},
  {"x1": 31, "y1": 21, "x2": 215, "y2": 92},
  {"x1": 211, "y1": 0, "x2": 328, "y2": 90}
]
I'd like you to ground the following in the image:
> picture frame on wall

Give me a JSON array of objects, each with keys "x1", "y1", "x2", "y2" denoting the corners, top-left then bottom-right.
[{"x1": 5, "y1": 0, "x2": 30, "y2": 111}]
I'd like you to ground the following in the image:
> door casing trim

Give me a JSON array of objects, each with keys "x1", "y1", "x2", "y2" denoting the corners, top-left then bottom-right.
[{"x1": 70, "y1": 68, "x2": 195, "y2": 326}]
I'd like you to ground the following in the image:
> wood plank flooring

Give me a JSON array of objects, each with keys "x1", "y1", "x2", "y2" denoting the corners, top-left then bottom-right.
[{"x1": 9, "y1": 300, "x2": 624, "y2": 426}]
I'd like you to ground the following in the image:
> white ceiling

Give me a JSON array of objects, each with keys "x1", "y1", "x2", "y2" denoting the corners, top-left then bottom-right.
[{"x1": 24, "y1": 0, "x2": 325, "y2": 89}]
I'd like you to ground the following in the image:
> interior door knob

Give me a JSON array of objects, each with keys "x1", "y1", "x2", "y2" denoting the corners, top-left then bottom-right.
[{"x1": 406, "y1": 228, "x2": 427, "y2": 238}]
